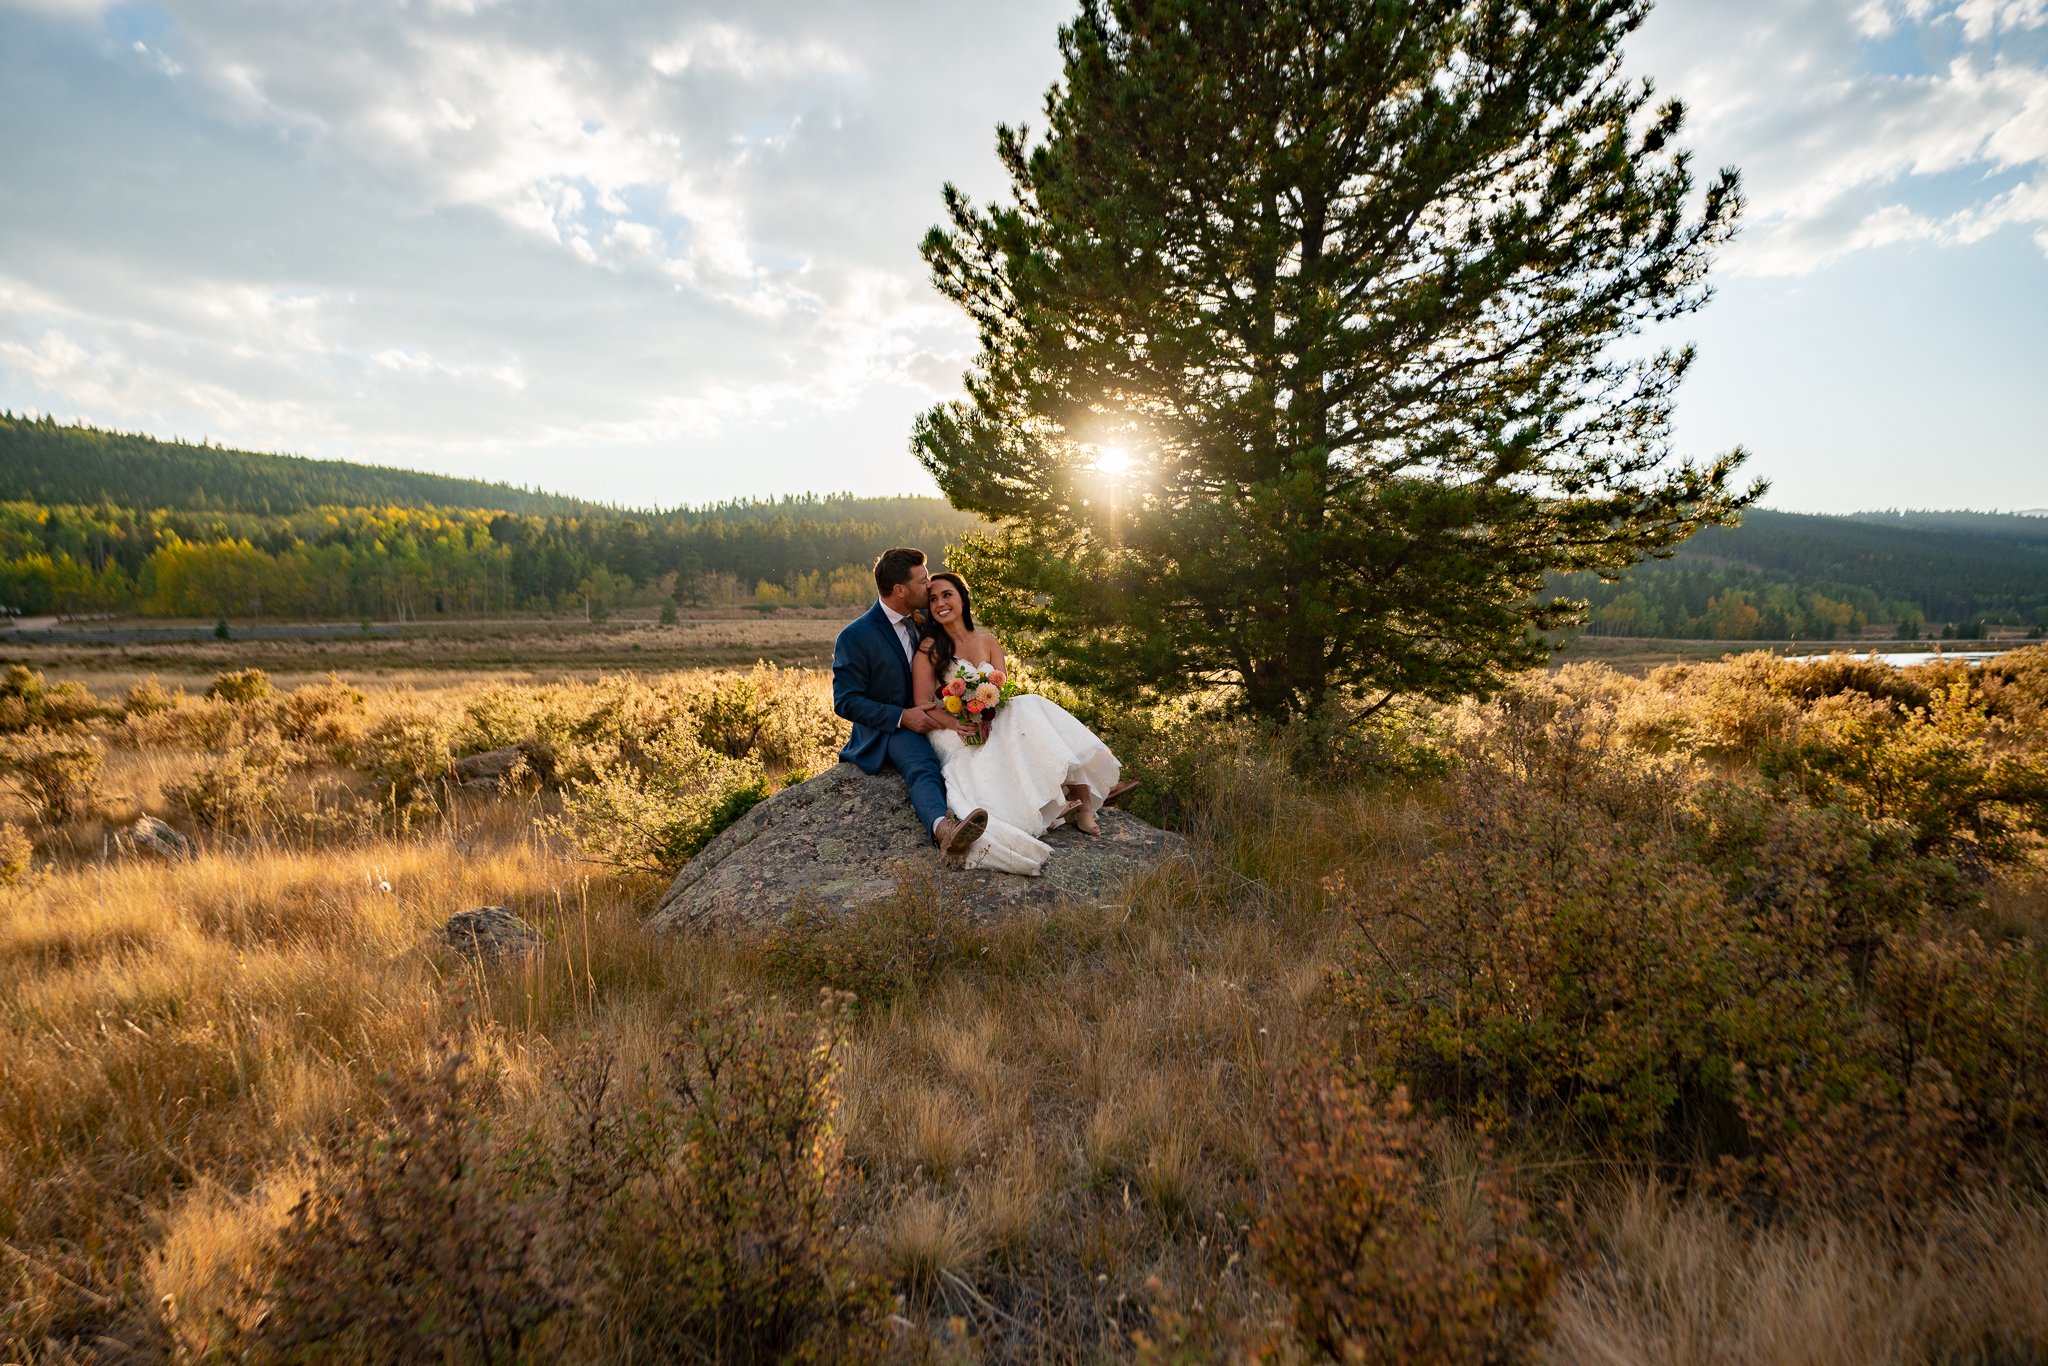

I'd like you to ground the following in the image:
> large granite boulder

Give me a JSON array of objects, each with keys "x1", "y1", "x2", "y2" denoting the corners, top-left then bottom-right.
[{"x1": 648, "y1": 761, "x2": 1188, "y2": 933}]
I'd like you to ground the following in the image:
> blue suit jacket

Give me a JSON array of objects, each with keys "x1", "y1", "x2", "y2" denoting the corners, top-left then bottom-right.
[{"x1": 833, "y1": 601, "x2": 917, "y2": 773}]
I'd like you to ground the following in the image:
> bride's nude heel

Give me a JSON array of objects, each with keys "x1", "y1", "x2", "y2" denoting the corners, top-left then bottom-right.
[{"x1": 1060, "y1": 785, "x2": 1101, "y2": 836}]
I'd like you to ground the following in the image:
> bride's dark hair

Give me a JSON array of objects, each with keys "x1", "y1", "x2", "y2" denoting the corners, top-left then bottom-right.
[{"x1": 924, "y1": 571, "x2": 976, "y2": 679}]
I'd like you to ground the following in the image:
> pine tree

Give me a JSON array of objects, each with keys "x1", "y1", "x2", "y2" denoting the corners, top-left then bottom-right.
[{"x1": 915, "y1": 0, "x2": 1756, "y2": 722}]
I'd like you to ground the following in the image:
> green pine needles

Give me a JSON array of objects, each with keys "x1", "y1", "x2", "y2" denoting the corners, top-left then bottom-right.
[{"x1": 916, "y1": 0, "x2": 1758, "y2": 722}]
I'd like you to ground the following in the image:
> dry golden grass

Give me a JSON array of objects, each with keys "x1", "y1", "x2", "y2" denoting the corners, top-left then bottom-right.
[
  {"x1": 1549, "y1": 1182, "x2": 2048, "y2": 1365},
  {"x1": 3, "y1": 654, "x2": 2045, "y2": 1360}
]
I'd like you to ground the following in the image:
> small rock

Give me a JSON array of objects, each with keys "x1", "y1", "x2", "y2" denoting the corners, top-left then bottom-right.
[
  {"x1": 441, "y1": 906, "x2": 542, "y2": 960},
  {"x1": 451, "y1": 743, "x2": 540, "y2": 790},
  {"x1": 128, "y1": 814, "x2": 194, "y2": 862}
]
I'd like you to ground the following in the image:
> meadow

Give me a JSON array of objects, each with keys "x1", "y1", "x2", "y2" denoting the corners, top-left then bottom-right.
[{"x1": 2, "y1": 641, "x2": 2045, "y2": 1362}]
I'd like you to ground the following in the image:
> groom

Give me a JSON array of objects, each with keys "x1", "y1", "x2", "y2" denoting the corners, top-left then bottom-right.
[{"x1": 833, "y1": 547, "x2": 988, "y2": 857}]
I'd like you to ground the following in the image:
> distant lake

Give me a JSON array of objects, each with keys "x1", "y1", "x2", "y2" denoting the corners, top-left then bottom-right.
[{"x1": 1784, "y1": 650, "x2": 2008, "y2": 667}]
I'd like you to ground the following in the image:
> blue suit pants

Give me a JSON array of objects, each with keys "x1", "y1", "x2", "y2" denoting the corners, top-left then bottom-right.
[{"x1": 886, "y1": 727, "x2": 949, "y2": 834}]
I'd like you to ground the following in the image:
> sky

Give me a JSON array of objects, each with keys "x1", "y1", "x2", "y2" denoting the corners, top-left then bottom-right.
[{"x1": 1, "y1": 0, "x2": 2044, "y2": 514}]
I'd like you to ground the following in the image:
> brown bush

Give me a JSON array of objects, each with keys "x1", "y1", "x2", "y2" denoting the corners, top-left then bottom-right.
[
  {"x1": 164, "y1": 727, "x2": 301, "y2": 833},
  {"x1": 688, "y1": 664, "x2": 845, "y2": 774},
  {"x1": 121, "y1": 674, "x2": 181, "y2": 718},
  {"x1": 0, "y1": 663, "x2": 107, "y2": 734},
  {"x1": 0, "y1": 725, "x2": 106, "y2": 823},
  {"x1": 1336, "y1": 690, "x2": 1749, "y2": 1155},
  {"x1": 234, "y1": 993, "x2": 883, "y2": 1363},
  {"x1": 234, "y1": 1052, "x2": 570, "y2": 1363},
  {"x1": 1761, "y1": 681, "x2": 2048, "y2": 865},
  {"x1": 552, "y1": 727, "x2": 768, "y2": 875},
  {"x1": 123, "y1": 695, "x2": 242, "y2": 751},
  {"x1": 1687, "y1": 778, "x2": 1965, "y2": 963},
  {"x1": 573, "y1": 990, "x2": 886, "y2": 1361},
  {"x1": 457, "y1": 682, "x2": 547, "y2": 754},
  {"x1": 1334, "y1": 757, "x2": 1755, "y2": 1155},
  {"x1": 272, "y1": 674, "x2": 367, "y2": 762},
  {"x1": 1256, "y1": 1067, "x2": 1555, "y2": 1364},
  {"x1": 0, "y1": 820, "x2": 33, "y2": 887},
  {"x1": 205, "y1": 668, "x2": 273, "y2": 706},
  {"x1": 757, "y1": 872, "x2": 996, "y2": 1009},
  {"x1": 1723, "y1": 925, "x2": 2048, "y2": 1224},
  {"x1": 356, "y1": 699, "x2": 455, "y2": 807}
]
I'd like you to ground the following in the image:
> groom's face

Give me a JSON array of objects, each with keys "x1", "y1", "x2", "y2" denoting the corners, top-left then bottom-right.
[
  {"x1": 904, "y1": 565, "x2": 932, "y2": 609},
  {"x1": 888, "y1": 563, "x2": 931, "y2": 612}
]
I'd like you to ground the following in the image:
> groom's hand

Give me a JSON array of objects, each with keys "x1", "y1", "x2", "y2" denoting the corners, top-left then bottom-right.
[{"x1": 902, "y1": 706, "x2": 968, "y2": 735}]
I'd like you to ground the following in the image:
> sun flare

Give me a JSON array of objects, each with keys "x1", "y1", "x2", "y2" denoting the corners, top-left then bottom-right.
[{"x1": 1090, "y1": 445, "x2": 1135, "y2": 477}]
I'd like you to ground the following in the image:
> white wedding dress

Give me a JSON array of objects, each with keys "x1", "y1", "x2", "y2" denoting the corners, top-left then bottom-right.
[{"x1": 931, "y1": 694, "x2": 1123, "y2": 876}]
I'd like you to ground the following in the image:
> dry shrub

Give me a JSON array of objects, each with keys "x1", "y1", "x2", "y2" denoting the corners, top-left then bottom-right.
[
  {"x1": 554, "y1": 726, "x2": 768, "y2": 875},
  {"x1": 570, "y1": 989, "x2": 886, "y2": 1361},
  {"x1": 1085, "y1": 692, "x2": 1259, "y2": 830},
  {"x1": 205, "y1": 667, "x2": 273, "y2": 706},
  {"x1": 124, "y1": 695, "x2": 241, "y2": 751},
  {"x1": 122, "y1": 674, "x2": 181, "y2": 718},
  {"x1": 233, "y1": 1052, "x2": 569, "y2": 1363},
  {"x1": 1725, "y1": 927, "x2": 2048, "y2": 1224},
  {"x1": 0, "y1": 663, "x2": 107, "y2": 733},
  {"x1": 458, "y1": 682, "x2": 547, "y2": 754},
  {"x1": 235, "y1": 993, "x2": 882, "y2": 1363},
  {"x1": 1760, "y1": 681, "x2": 2048, "y2": 865},
  {"x1": 1353, "y1": 664, "x2": 2047, "y2": 1217},
  {"x1": 164, "y1": 727, "x2": 301, "y2": 833},
  {"x1": 1336, "y1": 693, "x2": 1749, "y2": 1155},
  {"x1": 688, "y1": 664, "x2": 845, "y2": 774},
  {"x1": 1686, "y1": 780, "x2": 1963, "y2": 964},
  {"x1": 1, "y1": 725, "x2": 106, "y2": 823},
  {"x1": 272, "y1": 674, "x2": 367, "y2": 762},
  {"x1": 356, "y1": 698, "x2": 455, "y2": 807},
  {"x1": 1256, "y1": 1067, "x2": 1555, "y2": 1364},
  {"x1": 570, "y1": 673, "x2": 691, "y2": 767},
  {"x1": 0, "y1": 819, "x2": 33, "y2": 886},
  {"x1": 1978, "y1": 642, "x2": 2048, "y2": 736},
  {"x1": 758, "y1": 873, "x2": 995, "y2": 1009}
]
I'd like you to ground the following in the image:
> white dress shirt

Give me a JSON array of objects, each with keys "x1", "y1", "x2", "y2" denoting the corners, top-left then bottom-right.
[{"x1": 879, "y1": 600, "x2": 918, "y2": 663}]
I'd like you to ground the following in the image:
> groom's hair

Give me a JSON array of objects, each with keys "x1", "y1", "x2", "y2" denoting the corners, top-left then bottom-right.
[{"x1": 873, "y1": 547, "x2": 926, "y2": 597}]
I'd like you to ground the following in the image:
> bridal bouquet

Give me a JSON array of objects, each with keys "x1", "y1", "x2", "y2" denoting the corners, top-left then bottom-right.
[{"x1": 938, "y1": 660, "x2": 1018, "y2": 745}]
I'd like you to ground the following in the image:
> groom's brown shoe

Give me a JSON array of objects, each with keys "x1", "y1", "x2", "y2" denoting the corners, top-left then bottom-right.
[{"x1": 936, "y1": 808, "x2": 988, "y2": 858}]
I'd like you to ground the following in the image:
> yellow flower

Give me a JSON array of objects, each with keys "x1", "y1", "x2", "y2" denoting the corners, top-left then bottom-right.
[{"x1": 944, "y1": 696, "x2": 963, "y2": 713}]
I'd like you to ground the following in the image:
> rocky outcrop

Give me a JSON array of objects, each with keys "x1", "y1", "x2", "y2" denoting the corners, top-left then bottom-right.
[
  {"x1": 441, "y1": 906, "x2": 543, "y2": 960},
  {"x1": 647, "y1": 761, "x2": 1188, "y2": 933},
  {"x1": 127, "y1": 814, "x2": 194, "y2": 862},
  {"x1": 451, "y1": 742, "x2": 550, "y2": 790}
]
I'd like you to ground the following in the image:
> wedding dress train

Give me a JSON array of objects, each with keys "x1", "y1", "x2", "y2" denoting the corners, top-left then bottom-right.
[{"x1": 930, "y1": 694, "x2": 1123, "y2": 876}]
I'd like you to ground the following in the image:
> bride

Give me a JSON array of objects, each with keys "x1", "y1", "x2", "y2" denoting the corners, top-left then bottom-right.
[{"x1": 912, "y1": 572, "x2": 1134, "y2": 876}]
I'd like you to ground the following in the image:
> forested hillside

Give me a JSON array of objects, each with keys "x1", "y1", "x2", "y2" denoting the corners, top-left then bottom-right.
[
  {"x1": 0, "y1": 413, "x2": 590, "y2": 516},
  {"x1": 1554, "y1": 508, "x2": 2048, "y2": 639},
  {"x1": 2, "y1": 417, "x2": 2042, "y2": 635},
  {"x1": 0, "y1": 418, "x2": 984, "y2": 619}
]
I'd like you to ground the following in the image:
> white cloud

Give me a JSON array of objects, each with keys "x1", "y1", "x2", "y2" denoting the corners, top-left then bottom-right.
[
  {"x1": 369, "y1": 348, "x2": 525, "y2": 391},
  {"x1": 1633, "y1": 0, "x2": 2048, "y2": 275},
  {"x1": 0, "y1": 0, "x2": 1072, "y2": 499}
]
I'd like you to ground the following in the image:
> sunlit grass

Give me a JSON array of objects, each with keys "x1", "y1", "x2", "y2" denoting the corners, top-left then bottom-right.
[{"x1": 2, "y1": 654, "x2": 2045, "y2": 1358}]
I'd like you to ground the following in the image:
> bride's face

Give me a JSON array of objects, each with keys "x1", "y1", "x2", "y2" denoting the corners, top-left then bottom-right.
[{"x1": 928, "y1": 579, "x2": 964, "y2": 625}]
